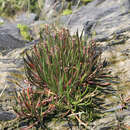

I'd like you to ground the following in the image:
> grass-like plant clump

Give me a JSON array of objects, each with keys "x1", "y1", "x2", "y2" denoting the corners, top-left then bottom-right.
[{"x1": 13, "y1": 25, "x2": 111, "y2": 129}]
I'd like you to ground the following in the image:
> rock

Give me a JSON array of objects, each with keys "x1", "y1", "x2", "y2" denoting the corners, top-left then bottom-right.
[
  {"x1": 0, "y1": 29, "x2": 33, "y2": 122},
  {"x1": 0, "y1": 22, "x2": 23, "y2": 40},
  {"x1": 43, "y1": 0, "x2": 60, "y2": 18},
  {"x1": 0, "y1": 12, "x2": 38, "y2": 123},
  {"x1": 0, "y1": 13, "x2": 37, "y2": 46},
  {"x1": 0, "y1": 111, "x2": 16, "y2": 121},
  {"x1": 0, "y1": 33, "x2": 25, "y2": 49},
  {"x1": 122, "y1": 48, "x2": 130, "y2": 57},
  {"x1": 43, "y1": 0, "x2": 69, "y2": 19},
  {"x1": 44, "y1": 0, "x2": 56, "y2": 12},
  {"x1": 0, "y1": 22, "x2": 25, "y2": 50},
  {"x1": 88, "y1": 109, "x2": 130, "y2": 130},
  {"x1": 47, "y1": 120, "x2": 82, "y2": 130},
  {"x1": 61, "y1": 0, "x2": 130, "y2": 39},
  {"x1": 0, "y1": 47, "x2": 30, "y2": 92},
  {"x1": 15, "y1": 13, "x2": 36, "y2": 25},
  {"x1": 102, "y1": 32, "x2": 130, "y2": 92},
  {"x1": 0, "y1": 17, "x2": 4, "y2": 25}
]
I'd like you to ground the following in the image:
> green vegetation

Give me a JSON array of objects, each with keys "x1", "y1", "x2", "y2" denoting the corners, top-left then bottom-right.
[
  {"x1": 61, "y1": 0, "x2": 94, "y2": 16},
  {"x1": 62, "y1": 9, "x2": 72, "y2": 15},
  {"x1": 17, "y1": 24, "x2": 33, "y2": 41},
  {"x1": 13, "y1": 25, "x2": 111, "y2": 129},
  {"x1": 0, "y1": 0, "x2": 94, "y2": 18},
  {"x1": 81, "y1": 0, "x2": 93, "y2": 4},
  {"x1": 0, "y1": 0, "x2": 41, "y2": 17},
  {"x1": 0, "y1": 0, "x2": 21, "y2": 17}
]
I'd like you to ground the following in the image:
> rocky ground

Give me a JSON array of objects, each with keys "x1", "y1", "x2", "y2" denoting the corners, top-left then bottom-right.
[{"x1": 0, "y1": 0, "x2": 130, "y2": 129}]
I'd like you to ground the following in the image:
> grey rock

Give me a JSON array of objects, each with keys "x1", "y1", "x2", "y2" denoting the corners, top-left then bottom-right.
[
  {"x1": 61, "y1": 0, "x2": 130, "y2": 40},
  {"x1": 15, "y1": 13, "x2": 36, "y2": 25},
  {"x1": 0, "y1": 22, "x2": 23, "y2": 41},
  {"x1": 0, "y1": 111, "x2": 16, "y2": 121},
  {"x1": 0, "y1": 17, "x2": 4, "y2": 24},
  {"x1": 43, "y1": 0, "x2": 69, "y2": 19},
  {"x1": 104, "y1": 103, "x2": 130, "y2": 113},
  {"x1": 0, "y1": 13, "x2": 38, "y2": 50},
  {"x1": 44, "y1": 0, "x2": 56, "y2": 12},
  {"x1": 88, "y1": 109, "x2": 130, "y2": 130},
  {"x1": 122, "y1": 48, "x2": 130, "y2": 57},
  {"x1": 0, "y1": 33, "x2": 25, "y2": 49},
  {"x1": 84, "y1": 20, "x2": 96, "y2": 38},
  {"x1": 44, "y1": 0, "x2": 60, "y2": 18},
  {"x1": 0, "y1": 22, "x2": 25, "y2": 50}
]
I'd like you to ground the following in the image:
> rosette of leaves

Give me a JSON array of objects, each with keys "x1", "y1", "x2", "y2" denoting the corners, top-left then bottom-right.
[{"x1": 14, "y1": 25, "x2": 111, "y2": 129}]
